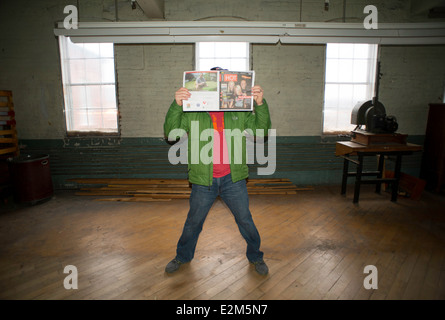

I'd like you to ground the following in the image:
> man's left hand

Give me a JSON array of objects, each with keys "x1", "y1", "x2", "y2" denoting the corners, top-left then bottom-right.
[{"x1": 252, "y1": 85, "x2": 264, "y2": 106}]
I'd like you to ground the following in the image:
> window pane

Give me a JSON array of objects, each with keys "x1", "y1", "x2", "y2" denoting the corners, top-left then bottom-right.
[
  {"x1": 215, "y1": 58, "x2": 232, "y2": 69},
  {"x1": 338, "y1": 59, "x2": 353, "y2": 82},
  {"x1": 338, "y1": 43, "x2": 354, "y2": 59},
  {"x1": 85, "y1": 59, "x2": 101, "y2": 83},
  {"x1": 102, "y1": 109, "x2": 118, "y2": 130},
  {"x1": 69, "y1": 59, "x2": 86, "y2": 84},
  {"x1": 71, "y1": 109, "x2": 88, "y2": 130},
  {"x1": 196, "y1": 42, "x2": 249, "y2": 71},
  {"x1": 323, "y1": 43, "x2": 378, "y2": 133},
  {"x1": 83, "y1": 43, "x2": 101, "y2": 59},
  {"x1": 352, "y1": 84, "x2": 368, "y2": 103},
  {"x1": 199, "y1": 58, "x2": 216, "y2": 71},
  {"x1": 198, "y1": 42, "x2": 215, "y2": 58},
  {"x1": 71, "y1": 86, "x2": 87, "y2": 109},
  {"x1": 85, "y1": 85, "x2": 101, "y2": 109},
  {"x1": 59, "y1": 36, "x2": 118, "y2": 133},
  {"x1": 83, "y1": 109, "x2": 102, "y2": 129},
  {"x1": 100, "y1": 43, "x2": 114, "y2": 58},
  {"x1": 352, "y1": 60, "x2": 368, "y2": 82},
  {"x1": 324, "y1": 84, "x2": 339, "y2": 109},
  {"x1": 101, "y1": 59, "x2": 115, "y2": 83},
  {"x1": 101, "y1": 85, "x2": 117, "y2": 109},
  {"x1": 229, "y1": 59, "x2": 248, "y2": 71},
  {"x1": 325, "y1": 59, "x2": 339, "y2": 83},
  {"x1": 214, "y1": 42, "x2": 232, "y2": 58},
  {"x1": 353, "y1": 44, "x2": 370, "y2": 59},
  {"x1": 338, "y1": 84, "x2": 353, "y2": 107},
  {"x1": 326, "y1": 43, "x2": 339, "y2": 58},
  {"x1": 66, "y1": 39, "x2": 84, "y2": 59},
  {"x1": 230, "y1": 42, "x2": 248, "y2": 57}
]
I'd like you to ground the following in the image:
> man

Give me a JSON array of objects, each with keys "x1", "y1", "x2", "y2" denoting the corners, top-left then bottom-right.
[
  {"x1": 163, "y1": 67, "x2": 271, "y2": 275},
  {"x1": 195, "y1": 73, "x2": 207, "y2": 90}
]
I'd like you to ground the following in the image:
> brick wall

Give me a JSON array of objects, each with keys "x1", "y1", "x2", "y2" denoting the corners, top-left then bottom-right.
[
  {"x1": 1, "y1": 0, "x2": 440, "y2": 186},
  {"x1": 115, "y1": 44, "x2": 194, "y2": 137},
  {"x1": 0, "y1": 0, "x2": 444, "y2": 139}
]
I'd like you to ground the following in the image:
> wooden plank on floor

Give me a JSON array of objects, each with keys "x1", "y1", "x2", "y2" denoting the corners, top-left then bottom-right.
[
  {"x1": 69, "y1": 178, "x2": 190, "y2": 185},
  {"x1": 73, "y1": 177, "x2": 308, "y2": 200},
  {"x1": 95, "y1": 197, "x2": 172, "y2": 202},
  {"x1": 107, "y1": 184, "x2": 190, "y2": 189},
  {"x1": 419, "y1": 248, "x2": 445, "y2": 299},
  {"x1": 133, "y1": 193, "x2": 190, "y2": 199}
]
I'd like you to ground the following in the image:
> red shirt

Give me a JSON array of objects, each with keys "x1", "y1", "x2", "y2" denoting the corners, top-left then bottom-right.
[{"x1": 209, "y1": 112, "x2": 231, "y2": 178}]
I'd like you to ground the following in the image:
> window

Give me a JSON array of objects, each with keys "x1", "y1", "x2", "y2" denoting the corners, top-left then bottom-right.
[
  {"x1": 323, "y1": 43, "x2": 378, "y2": 134},
  {"x1": 59, "y1": 36, "x2": 118, "y2": 133},
  {"x1": 196, "y1": 42, "x2": 249, "y2": 71}
]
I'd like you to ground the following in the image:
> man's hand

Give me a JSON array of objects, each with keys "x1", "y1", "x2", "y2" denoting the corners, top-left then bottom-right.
[
  {"x1": 252, "y1": 85, "x2": 264, "y2": 106},
  {"x1": 175, "y1": 87, "x2": 191, "y2": 106}
]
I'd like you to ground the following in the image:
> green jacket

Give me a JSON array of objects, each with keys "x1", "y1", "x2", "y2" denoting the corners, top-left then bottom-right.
[{"x1": 164, "y1": 99, "x2": 271, "y2": 186}]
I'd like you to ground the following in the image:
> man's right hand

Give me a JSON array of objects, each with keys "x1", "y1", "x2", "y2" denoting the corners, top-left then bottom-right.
[{"x1": 175, "y1": 87, "x2": 191, "y2": 106}]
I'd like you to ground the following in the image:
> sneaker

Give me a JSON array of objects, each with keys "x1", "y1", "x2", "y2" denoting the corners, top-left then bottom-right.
[
  {"x1": 165, "y1": 258, "x2": 183, "y2": 273},
  {"x1": 252, "y1": 260, "x2": 269, "y2": 275}
]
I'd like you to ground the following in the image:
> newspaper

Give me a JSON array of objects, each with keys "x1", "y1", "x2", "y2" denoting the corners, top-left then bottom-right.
[{"x1": 182, "y1": 71, "x2": 255, "y2": 112}]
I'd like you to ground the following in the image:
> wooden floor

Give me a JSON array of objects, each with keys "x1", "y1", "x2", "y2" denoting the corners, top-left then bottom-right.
[{"x1": 0, "y1": 185, "x2": 444, "y2": 300}]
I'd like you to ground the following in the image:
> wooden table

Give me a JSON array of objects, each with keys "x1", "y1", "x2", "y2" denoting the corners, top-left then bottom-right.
[{"x1": 335, "y1": 141, "x2": 422, "y2": 203}]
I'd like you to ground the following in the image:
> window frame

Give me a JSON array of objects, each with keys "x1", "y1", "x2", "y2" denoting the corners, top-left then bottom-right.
[
  {"x1": 58, "y1": 36, "x2": 120, "y2": 137},
  {"x1": 322, "y1": 43, "x2": 378, "y2": 135}
]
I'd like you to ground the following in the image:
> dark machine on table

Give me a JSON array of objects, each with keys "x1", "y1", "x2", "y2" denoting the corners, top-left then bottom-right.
[
  {"x1": 349, "y1": 60, "x2": 407, "y2": 145},
  {"x1": 336, "y1": 58, "x2": 423, "y2": 203}
]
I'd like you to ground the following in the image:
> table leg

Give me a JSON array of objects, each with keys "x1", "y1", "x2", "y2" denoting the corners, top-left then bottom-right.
[
  {"x1": 353, "y1": 154, "x2": 363, "y2": 203},
  {"x1": 341, "y1": 157, "x2": 349, "y2": 195},
  {"x1": 375, "y1": 154, "x2": 385, "y2": 194},
  {"x1": 391, "y1": 154, "x2": 402, "y2": 202}
]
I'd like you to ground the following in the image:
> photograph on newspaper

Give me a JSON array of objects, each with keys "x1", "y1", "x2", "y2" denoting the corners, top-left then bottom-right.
[
  {"x1": 219, "y1": 71, "x2": 254, "y2": 111},
  {"x1": 182, "y1": 71, "x2": 219, "y2": 112}
]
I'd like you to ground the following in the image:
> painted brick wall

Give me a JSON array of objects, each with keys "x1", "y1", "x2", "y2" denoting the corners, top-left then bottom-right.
[
  {"x1": 252, "y1": 43, "x2": 326, "y2": 136},
  {"x1": 1, "y1": 0, "x2": 444, "y2": 140},
  {"x1": 115, "y1": 44, "x2": 194, "y2": 137},
  {"x1": 0, "y1": 0, "x2": 68, "y2": 140},
  {"x1": 1, "y1": 0, "x2": 440, "y2": 186},
  {"x1": 379, "y1": 45, "x2": 445, "y2": 135}
]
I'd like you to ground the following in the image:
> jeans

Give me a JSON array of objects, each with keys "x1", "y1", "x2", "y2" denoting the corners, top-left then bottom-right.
[{"x1": 175, "y1": 173, "x2": 264, "y2": 263}]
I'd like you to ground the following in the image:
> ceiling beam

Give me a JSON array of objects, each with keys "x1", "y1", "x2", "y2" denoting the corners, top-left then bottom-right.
[
  {"x1": 54, "y1": 21, "x2": 445, "y2": 45},
  {"x1": 135, "y1": 0, "x2": 164, "y2": 19}
]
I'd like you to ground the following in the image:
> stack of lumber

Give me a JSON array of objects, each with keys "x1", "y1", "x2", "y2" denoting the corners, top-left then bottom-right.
[
  {"x1": 71, "y1": 178, "x2": 312, "y2": 202},
  {"x1": 1, "y1": 90, "x2": 19, "y2": 203},
  {"x1": 0, "y1": 90, "x2": 19, "y2": 158}
]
